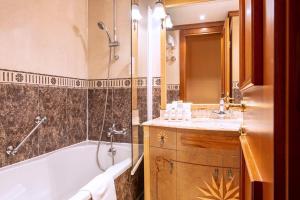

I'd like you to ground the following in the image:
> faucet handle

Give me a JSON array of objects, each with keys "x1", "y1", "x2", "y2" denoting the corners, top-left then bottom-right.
[{"x1": 224, "y1": 95, "x2": 234, "y2": 103}]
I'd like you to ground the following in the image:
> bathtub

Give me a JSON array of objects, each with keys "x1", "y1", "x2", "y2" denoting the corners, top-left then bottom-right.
[{"x1": 0, "y1": 141, "x2": 132, "y2": 200}]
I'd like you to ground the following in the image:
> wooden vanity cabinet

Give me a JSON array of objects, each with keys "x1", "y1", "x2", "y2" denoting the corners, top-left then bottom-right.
[{"x1": 144, "y1": 126, "x2": 240, "y2": 200}]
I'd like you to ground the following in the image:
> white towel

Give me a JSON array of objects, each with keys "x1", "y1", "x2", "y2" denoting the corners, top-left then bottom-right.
[{"x1": 79, "y1": 173, "x2": 117, "y2": 200}]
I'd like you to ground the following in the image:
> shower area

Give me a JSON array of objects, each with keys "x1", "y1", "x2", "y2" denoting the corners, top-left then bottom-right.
[{"x1": 0, "y1": 0, "x2": 144, "y2": 199}]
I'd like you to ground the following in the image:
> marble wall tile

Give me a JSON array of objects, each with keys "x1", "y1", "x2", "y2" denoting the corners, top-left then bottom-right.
[
  {"x1": 66, "y1": 89, "x2": 87, "y2": 144},
  {"x1": 88, "y1": 88, "x2": 132, "y2": 143},
  {"x1": 115, "y1": 163, "x2": 144, "y2": 200},
  {"x1": 0, "y1": 84, "x2": 7, "y2": 167},
  {"x1": 0, "y1": 84, "x2": 39, "y2": 167},
  {"x1": 152, "y1": 88, "x2": 161, "y2": 119},
  {"x1": 38, "y1": 87, "x2": 68, "y2": 154},
  {"x1": 233, "y1": 88, "x2": 243, "y2": 103},
  {"x1": 167, "y1": 89, "x2": 179, "y2": 103},
  {"x1": 0, "y1": 84, "x2": 87, "y2": 168},
  {"x1": 137, "y1": 88, "x2": 147, "y2": 123}
]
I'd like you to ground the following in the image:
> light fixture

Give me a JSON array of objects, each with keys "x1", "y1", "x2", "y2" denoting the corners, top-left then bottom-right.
[
  {"x1": 153, "y1": 0, "x2": 166, "y2": 20},
  {"x1": 165, "y1": 14, "x2": 173, "y2": 29},
  {"x1": 199, "y1": 14, "x2": 206, "y2": 21},
  {"x1": 132, "y1": 3, "x2": 142, "y2": 21},
  {"x1": 132, "y1": 3, "x2": 142, "y2": 31}
]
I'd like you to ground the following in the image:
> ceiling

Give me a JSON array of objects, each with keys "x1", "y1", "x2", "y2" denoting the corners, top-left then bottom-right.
[{"x1": 166, "y1": 0, "x2": 239, "y2": 26}]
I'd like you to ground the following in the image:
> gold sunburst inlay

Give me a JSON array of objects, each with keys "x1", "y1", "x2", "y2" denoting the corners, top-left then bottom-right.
[
  {"x1": 197, "y1": 176, "x2": 239, "y2": 200},
  {"x1": 157, "y1": 131, "x2": 168, "y2": 142}
]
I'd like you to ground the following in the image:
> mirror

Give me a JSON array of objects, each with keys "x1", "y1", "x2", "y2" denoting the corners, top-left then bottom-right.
[{"x1": 163, "y1": 0, "x2": 241, "y2": 105}]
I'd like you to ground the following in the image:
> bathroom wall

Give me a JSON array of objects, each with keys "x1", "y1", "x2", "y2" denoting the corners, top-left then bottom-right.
[
  {"x1": 87, "y1": 0, "x2": 132, "y2": 143},
  {"x1": 0, "y1": 71, "x2": 87, "y2": 168},
  {"x1": 166, "y1": 30, "x2": 180, "y2": 103},
  {"x1": 0, "y1": 0, "x2": 88, "y2": 79},
  {"x1": 0, "y1": 0, "x2": 88, "y2": 168},
  {"x1": 88, "y1": 0, "x2": 131, "y2": 79}
]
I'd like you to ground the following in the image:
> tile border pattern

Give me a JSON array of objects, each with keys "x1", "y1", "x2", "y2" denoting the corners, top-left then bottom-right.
[
  {"x1": 0, "y1": 68, "x2": 88, "y2": 88},
  {"x1": 0, "y1": 69, "x2": 167, "y2": 89}
]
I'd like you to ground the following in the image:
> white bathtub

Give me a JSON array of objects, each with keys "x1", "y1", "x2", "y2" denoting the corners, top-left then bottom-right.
[{"x1": 0, "y1": 141, "x2": 132, "y2": 200}]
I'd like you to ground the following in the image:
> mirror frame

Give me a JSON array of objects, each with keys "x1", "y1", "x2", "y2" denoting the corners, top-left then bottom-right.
[{"x1": 161, "y1": 21, "x2": 225, "y2": 107}]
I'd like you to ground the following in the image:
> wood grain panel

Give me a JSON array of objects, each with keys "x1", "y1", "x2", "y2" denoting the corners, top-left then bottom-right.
[
  {"x1": 239, "y1": 0, "x2": 275, "y2": 199},
  {"x1": 161, "y1": 25, "x2": 167, "y2": 110},
  {"x1": 149, "y1": 127, "x2": 177, "y2": 150},
  {"x1": 177, "y1": 130, "x2": 240, "y2": 150},
  {"x1": 143, "y1": 126, "x2": 151, "y2": 200},
  {"x1": 239, "y1": 0, "x2": 263, "y2": 89},
  {"x1": 150, "y1": 147, "x2": 177, "y2": 200},
  {"x1": 177, "y1": 162, "x2": 240, "y2": 200},
  {"x1": 177, "y1": 147, "x2": 240, "y2": 168}
]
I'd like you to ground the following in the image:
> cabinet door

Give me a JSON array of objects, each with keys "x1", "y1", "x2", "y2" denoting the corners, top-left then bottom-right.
[
  {"x1": 150, "y1": 147, "x2": 176, "y2": 200},
  {"x1": 177, "y1": 162, "x2": 240, "y2": 200}
]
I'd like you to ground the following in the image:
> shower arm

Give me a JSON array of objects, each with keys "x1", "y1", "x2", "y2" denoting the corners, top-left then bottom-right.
[{"x1": 6, "y1": 116, "x2": 47, "y2": 156}]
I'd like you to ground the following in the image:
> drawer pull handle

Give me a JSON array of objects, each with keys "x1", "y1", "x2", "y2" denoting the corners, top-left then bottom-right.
[
  {"x1": 160, "y1": 135, "x2": 165, "y2": 146},
  {"x1": 227, "y1": 168, "x2": 233, "y2": 179},
  {"x1": 213, "y1": 168, "x2": 219, "y2": 180},
  {"x1": 169, "y1": 161, "x2": 174, "y2": 174}
]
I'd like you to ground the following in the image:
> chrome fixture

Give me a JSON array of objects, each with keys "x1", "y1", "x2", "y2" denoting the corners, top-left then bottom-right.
[
  {"x1": 217, "y1": 97, "x2": 226, "y2": 115},
  {"x1": 132, "y1": 3, "x2": 142, "y2": 31},
  {"x1": 225, "y1": 103, "x2": 246, "y2": 112},
  {"x1": 153, "y1": 0, "x2": 167, "y2": 29},
  {"x1": 97, "y1": 21, "x2": 120, "y2": 49},
  {"x1": 97, "y1": 0, "x2": 119, "y2": 61},
  {"x1": 165, "y1": 14, "x2": 173, "y2": 29},
  {"x1": 6, "y1": 116, "x2": 47, "y2": 156},
  {"x1": 107, "y1": 124, "x2": 127, "y2": 165},
  {"x1": 95, "y1": 0, "x2": 120, "y2": 171},
  {"x1": 153, "y1": 0, "x2": 166, "y2": 20}
]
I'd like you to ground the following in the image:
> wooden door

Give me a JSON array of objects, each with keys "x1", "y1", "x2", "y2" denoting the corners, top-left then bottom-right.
[
  {"x1": 239, "y1": 0, "x2": 274, "y2": 199},
  {"x1": 150, "y1": 147, "x2": 177, "y2": 200}
]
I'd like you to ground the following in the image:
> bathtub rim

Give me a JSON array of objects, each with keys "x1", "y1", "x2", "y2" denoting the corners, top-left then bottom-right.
[{"x1": 0, "y1": 140, "x2": 132, "y2": 173}]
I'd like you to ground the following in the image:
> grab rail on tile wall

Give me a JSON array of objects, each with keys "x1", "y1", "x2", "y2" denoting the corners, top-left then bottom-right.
[{"x1": 6, "y1": 116, "x2": 47, "y2": 156}]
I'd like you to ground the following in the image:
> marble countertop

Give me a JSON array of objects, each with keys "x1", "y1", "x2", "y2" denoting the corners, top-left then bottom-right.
[{"x1": 142, "y1": 117, "x2": 242, "y2": 132}]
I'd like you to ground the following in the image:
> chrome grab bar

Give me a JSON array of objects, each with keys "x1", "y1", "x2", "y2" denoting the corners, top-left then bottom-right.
[{"x1": 6, "y1": 116, "x2": 47, "y2": 156}]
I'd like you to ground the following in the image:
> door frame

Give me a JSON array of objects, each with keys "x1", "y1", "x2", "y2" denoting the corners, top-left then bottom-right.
[{"x1": 274, "y1": 0, "x2": 300, "y2": 199}]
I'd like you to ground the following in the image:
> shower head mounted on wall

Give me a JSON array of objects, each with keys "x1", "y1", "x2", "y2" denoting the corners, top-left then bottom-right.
[{"x1": 97, "y1": 21, "x2": 113, "y2": 43}]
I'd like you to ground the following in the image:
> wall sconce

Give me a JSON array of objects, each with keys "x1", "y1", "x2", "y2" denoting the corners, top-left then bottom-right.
[
  {"x1": 132, "y1": 3, "x2": 142, "y2": 31},
  {"x1": 165, "y1": 14, "x2": 173, "y2": 29},
  {"x1": 153, "y1": 0, "x2": 166, "y2": 29}
]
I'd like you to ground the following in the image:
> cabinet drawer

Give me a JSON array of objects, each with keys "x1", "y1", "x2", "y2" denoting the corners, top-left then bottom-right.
[
  {"x1": 177, "y1": 130, "x2": 240, "y2": 150},
  {"x1": 177, "y1": 148, "x2": 240, "y2": 168},
  {"x1": 150, "y1": 147, "x2": 177, "y2": 200},
  {"x1": 177, "y1": 130, "x2": 240, "y2": 168},
  {"x1": 150, "y1": 127, "x2": 176, "y2": 150}
]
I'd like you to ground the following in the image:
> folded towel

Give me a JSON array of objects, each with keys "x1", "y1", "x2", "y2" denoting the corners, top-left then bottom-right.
[
  {"x1": 80, "y1": 173, "x2": 117, "y2": 200},
  {"x1": 69, "y1": 190, "x2": 91, "y2": 200}
]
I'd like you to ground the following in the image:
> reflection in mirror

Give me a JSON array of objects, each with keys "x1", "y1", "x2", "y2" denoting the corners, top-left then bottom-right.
[{"x1": 164, "y1": 0, "x2": 242, "y2": 105}]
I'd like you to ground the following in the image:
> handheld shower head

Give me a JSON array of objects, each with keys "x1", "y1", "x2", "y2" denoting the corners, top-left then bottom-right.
[
  {"x1": 97, "y1": 21, "x2": 113, "y2": 43},
  {"x1": 97, "y1": 21, "x2": 106, "y2": 30}
]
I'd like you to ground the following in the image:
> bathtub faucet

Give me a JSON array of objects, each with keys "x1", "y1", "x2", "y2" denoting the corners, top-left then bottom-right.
[
  {"x1": 107, "y1": 124, "x2": 127, "y2": 165},
  {"x1": 107, "y1": 124, "x2": 127, "y2": 137}
]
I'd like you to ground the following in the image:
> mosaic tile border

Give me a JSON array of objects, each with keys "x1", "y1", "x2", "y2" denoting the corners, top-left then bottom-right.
[
  {"x1": 0, "y1": 69, "x2": 88, "y2": 88},
  {"x1": 0, "y1": 69, "x2": 164, "y2": 89},
  {"x1": 167, "y1": 84, "x2": 180, "y2": 90},
  {"x1": 88, "y1": 78, "x2": 132, "y2": 89}
]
